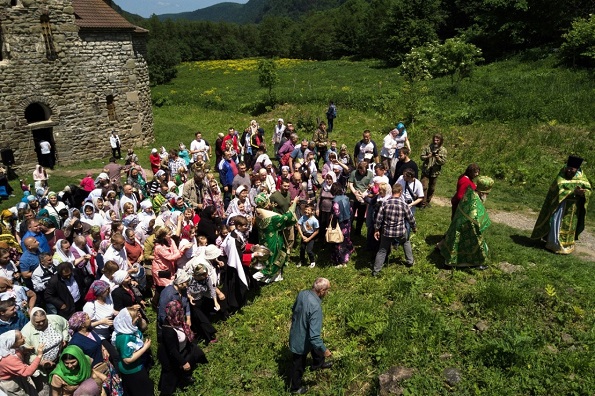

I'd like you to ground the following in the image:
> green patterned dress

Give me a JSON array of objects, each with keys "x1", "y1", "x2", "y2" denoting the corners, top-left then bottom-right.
[
  {"x1": 256, "y1": 202, "x2": 298, "y2": 279},
  {"x1": 440, "y1": 187, "x2": 491, "y2": 267},
  {"x1": 531, "y1": 168, "x2": 591, "y2": 254}
]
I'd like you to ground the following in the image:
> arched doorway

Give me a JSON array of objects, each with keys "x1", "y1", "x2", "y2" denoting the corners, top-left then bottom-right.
[{"x1": 25, "y1": 102, "x2": 56, "y2": 169}]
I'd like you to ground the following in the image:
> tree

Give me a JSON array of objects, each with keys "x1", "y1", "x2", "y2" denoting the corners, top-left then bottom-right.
[
  {"x1": 258, "y1": 58, "x2": 279, "y2": 102},
  {"x1": 560, "y1": 14, "x2": 595, "y2": 67},
  {"x1": 400, "y1": 38, "x2": 483, "y2": 85},
  {"x1": 146, "y1": 39, "x2": 181, "y2": 85},
  {"x1": 434, "y1": 38, "x2": 483, "y2": 84},
  {"x1": 258, "y1": 16, "x2": 293, "y2": 57},
  {"x1": 380, "y1": 0, "x2": 446, "y2": 66}
]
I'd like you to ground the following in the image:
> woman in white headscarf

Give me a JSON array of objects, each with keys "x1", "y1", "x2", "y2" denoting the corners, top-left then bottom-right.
[
  {"x1": 80, "y1": 202, "x2": 104, "y2": 228},
  {"x1": 113, "y1": 306, "x2": 152, "y2": 396},
  {"x1": 32, "y1": 165, "x2": 48, "y2": 190},
  {"x1": 52, "y1": 239, "x2": 77, "y2": 267},
  {"x1": 225, "y1": 186, "x2": 253, "y2": 236},
  {"x1": 0, "y1": 330, "x2": 44, "y2": 396}
]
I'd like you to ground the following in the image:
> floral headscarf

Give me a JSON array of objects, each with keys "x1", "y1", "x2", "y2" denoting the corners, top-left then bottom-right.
[
  {"x1": 84, "y1": 280, "x2": 110, "y2": 302},
  {"x1": 68, "y1": 311, "x2": 90, "y2": 336},
  {"x1": 165, "y1": 300, "x2": 194, "y2": 343}
]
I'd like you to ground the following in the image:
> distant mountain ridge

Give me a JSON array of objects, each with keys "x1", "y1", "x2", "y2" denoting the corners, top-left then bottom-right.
[
  {"x1": 158, "y1": 1, "x2": 261, "y2": 23},
  {"x1": 156, "y1": 0, "x2": 345, "y2": 24}
]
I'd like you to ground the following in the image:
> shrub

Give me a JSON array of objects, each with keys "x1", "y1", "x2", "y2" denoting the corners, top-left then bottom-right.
[
  {"x1": 400, "y1": 38, "x2": 484, "y2": 84},
  {"x1": 560, "y1": 14, "x2": 595, "y2": 67}
]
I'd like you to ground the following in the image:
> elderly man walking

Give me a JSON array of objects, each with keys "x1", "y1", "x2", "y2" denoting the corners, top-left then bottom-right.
[{"x1": 289, "y1": 277, "x2": 332, "y2": 394}]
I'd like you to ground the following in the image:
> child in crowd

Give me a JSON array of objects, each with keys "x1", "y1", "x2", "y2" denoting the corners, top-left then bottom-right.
[
  {"x1": 216, "y1": 224, "x2": 229, "y2": 257},
  {"x1": 296, "y1": 204, "x2": 319, "y2": 268}
]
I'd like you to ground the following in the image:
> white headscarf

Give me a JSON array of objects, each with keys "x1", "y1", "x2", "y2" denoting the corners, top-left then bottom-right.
[
  {"x1": 113, "y1": 308, "x2": 138, "y2": 335},
  {"x1": 112, "y1": 270, "x2": 128, "y2": 285},
  {"x1": 111, "y1": 308, "x2": 144, "y2": 349},
  {"x1": 0, "y1": 330, "x2": 17, "y2": 359},
  {"x1": 54, "y1": 239, "x2": 75, "y2": 263}
]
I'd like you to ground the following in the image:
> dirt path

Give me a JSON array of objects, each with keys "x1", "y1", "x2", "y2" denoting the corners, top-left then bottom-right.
[{"x1": 432, "y1": 197, "x2": 595, "y2": 261}]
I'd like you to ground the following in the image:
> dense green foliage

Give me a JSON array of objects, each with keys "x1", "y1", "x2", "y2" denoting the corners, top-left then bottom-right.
[
  {"x1": 400, "y1": 39, "x2": 484, "y2": 84},
  {"x1": 125, "y1": 0, "x2": 595, "y2": 72}
]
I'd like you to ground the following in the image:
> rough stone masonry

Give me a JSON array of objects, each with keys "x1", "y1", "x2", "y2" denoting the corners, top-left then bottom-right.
[{"x1": 0, "y1": 0, "x2": 154, "y2": 171}]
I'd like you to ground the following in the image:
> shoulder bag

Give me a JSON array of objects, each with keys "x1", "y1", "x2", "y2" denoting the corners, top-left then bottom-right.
[{"x1": 325, "y1": 214, "x2": 344, "y2": 244}]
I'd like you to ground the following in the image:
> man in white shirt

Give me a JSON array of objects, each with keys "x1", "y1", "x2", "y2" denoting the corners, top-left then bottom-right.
[
  {"x1": 119, "y1": 184, "x2": 138, "y2": 213},
  {"x1": 190, "y1": 131, "x2": 211, "y2": 163},
  {"x1": 395, "y1": 168, "x2": 424, "y2": 215},
  {"x1": 102, "y1": 234, "x2": 137, "y2": 276},
  {"x1": 39, "y1": 139, "x2": 54, "y2": 169},
  {"x1": 109, "y1": 130, "x2": 121, "y2": 159}
]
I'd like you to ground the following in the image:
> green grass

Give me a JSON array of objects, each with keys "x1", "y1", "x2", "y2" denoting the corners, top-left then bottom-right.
[
  {"x1": 2, "y1": 55, "x2": 594, "y2": 394},
  {"x1": 172, "y1": 206, "x2": 595, "y2": 395}
]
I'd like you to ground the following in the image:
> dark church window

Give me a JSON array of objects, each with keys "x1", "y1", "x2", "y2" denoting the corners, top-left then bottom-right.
[
  {"x1": 40, "y1": 14, "x2": 57, "y2": 61},
  {"x1": 25, "y1": 103, "x2": 49, "y2": 123},
  {"x1": 106, "y1": 95, "x2": 117, "y2": 121}
]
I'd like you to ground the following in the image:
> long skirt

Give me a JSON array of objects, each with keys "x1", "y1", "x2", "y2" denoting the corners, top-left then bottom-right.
[{"x1": 330, "y1": 220, "x2": 354, "y2": 265}]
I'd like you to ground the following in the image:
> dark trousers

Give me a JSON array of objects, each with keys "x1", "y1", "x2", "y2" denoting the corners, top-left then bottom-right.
[
  {"x1": 373, "y1": 234, "x2": 414, "y2": 275},
  {"x1": 111, "y1": 146, "x2": 121, "y2": 159},
  {"x1": 190, "y1": 299, "x2": 218, "y2": 343},
  {"x1": 327, "y1": 117, "x2": 334, "y2": 132},
  {"x1": 316, "y1": 147, "x2": 327, "y2": 169},
  {"x1": 223, "y1": 189, "x2": 232, "y2": 210},
  {"x1": 318, "y1": 211, "x2": 331, "y2": 241},
  {"x1": 290, "y1": 349, "x2": 325, "y2": 391},
  {"x1": 420, "y1": 175, "x2": 438, "y2": 206},
  {"x1": 121, "y1": 367, "x2": 154, "y2": 396},
  {"x1": 351, "y1": 199, "x2": 367, "y2": 236},
  {"x1": 299, "y1": 239, "x2": 315, "y2": 264}
]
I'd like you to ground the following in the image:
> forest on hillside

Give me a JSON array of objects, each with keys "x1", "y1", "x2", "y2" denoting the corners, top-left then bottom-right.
[{"x1": 122, "y1": 0, "x2": 595, "y2": 85}]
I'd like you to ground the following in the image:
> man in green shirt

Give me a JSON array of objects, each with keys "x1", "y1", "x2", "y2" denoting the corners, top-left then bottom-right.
[{"x1": 289, "y1": 278, "x2": 332, "y2": 394}]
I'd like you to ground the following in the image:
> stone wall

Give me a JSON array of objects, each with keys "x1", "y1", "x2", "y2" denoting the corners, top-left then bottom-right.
[{"x1": 0, "y1": 0, "x2": 153, "y2": 171}]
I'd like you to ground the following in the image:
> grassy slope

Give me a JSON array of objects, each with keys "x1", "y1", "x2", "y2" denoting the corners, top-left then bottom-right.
[
  {"x1": 147, "y1": 57, "x2": 595, "y2": 394},
  {"x1": 2, "y1": 57, "x2": 593, "y2": 394}
]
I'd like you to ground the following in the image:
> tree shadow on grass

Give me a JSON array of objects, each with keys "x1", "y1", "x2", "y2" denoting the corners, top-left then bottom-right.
[
  {"x1": 424, "y1": 234, "x2": 450, "y2": 269},
  {"x1": 510, "y1": 234, "x2": 541, "y2": 249}
]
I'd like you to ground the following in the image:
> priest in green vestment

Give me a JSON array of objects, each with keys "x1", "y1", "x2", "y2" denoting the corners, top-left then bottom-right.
[
  {"x1": 531, "y1": 155, "x2": 591, "y2": 254},
  {"x1": 439, "y1": 176, "x2": 494, "y2": 269},
  {"x1": 253, "y1": 193, "x2": 299, "y2": 283}
]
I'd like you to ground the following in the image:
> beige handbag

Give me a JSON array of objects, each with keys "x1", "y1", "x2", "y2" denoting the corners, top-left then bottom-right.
[{"x1": 325, "y1": 215, "x2": 344, "y2": 243}]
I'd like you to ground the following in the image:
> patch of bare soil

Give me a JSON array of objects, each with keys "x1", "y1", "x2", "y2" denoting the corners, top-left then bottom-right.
[{"x1": 431, "y1": 197, "x2": 595, "y2": 262}]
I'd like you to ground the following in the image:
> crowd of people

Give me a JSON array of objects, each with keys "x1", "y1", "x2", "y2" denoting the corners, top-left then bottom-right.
[{"x1": 0, "y1": 114, "x2": 590, "y2": 395}]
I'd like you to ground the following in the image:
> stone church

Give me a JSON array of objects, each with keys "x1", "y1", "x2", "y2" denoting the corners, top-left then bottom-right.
[{"x1": 0, "y1": 0, "x2": 153, "y2": 171}]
